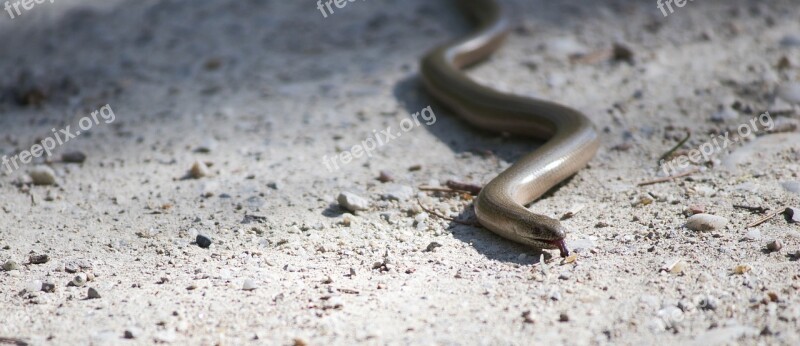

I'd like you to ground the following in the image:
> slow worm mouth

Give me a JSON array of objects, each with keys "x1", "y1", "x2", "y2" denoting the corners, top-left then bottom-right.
[{"x1": 543, "y1": 239, "x2": 570, "y2": 258}]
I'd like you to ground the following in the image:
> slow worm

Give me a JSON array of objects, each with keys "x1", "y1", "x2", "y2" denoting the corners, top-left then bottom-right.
[{"x1": 420, "y1": 0, "x2": 600, "y2": 257}]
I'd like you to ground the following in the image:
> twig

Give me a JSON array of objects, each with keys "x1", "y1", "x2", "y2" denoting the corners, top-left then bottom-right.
[
  {"x1": 416, "y1": 199, "x2": 480, "y2": 227},
  {"x1": 637, "y1": 168, "x2": 699, "y2": 186},
  {"x1": 746, "y1": 207, "x2": 785, "y2": 228},
  {"x1": 0, "y1": 337, "x2": 29, "y2": 346},
  {"x1": 445, "y1": 180, "x2": 482, "y2": 195},
  {"x1": 658, "y1": 130, "x2": 691, "y2": 165},
  {"x1": 733, "y1": 204, "x2": 769, "y2": 214},
  {"x1": 418, "y1": 186, "x2": 459, "y2": 194}
]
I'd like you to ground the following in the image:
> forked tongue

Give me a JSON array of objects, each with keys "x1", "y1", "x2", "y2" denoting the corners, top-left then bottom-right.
[{"x1": 547, "y1": 239, "x2": 570, "y2": 258}]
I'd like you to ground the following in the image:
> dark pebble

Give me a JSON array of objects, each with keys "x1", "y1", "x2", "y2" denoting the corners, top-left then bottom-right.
[
  {"x1": 62, "y1": 151, "x2": 87, "y2": 163},
  {"x1": 196, "y1": 234, "x2": 212, "y2": 248},
  {"x1": 29, "y1": 254, "x2": 50, "y2": 264},
  {"x1": 87, "y1": 287, "x2": 101, "y2": 299}
]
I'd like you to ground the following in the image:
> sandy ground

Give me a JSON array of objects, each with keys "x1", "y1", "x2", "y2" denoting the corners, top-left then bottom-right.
[{"x1": 1, "y1": 0, "x2": 800, "y2": 344}]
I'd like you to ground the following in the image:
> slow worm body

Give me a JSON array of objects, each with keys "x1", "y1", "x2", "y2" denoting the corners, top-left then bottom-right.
[{"x1": 420, "y1": 0, "x2": 600, "y2": 257}]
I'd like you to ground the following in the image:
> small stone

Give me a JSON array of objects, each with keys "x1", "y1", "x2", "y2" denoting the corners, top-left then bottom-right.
[
  {"x1": 61, "y1": 151, "x2": 87, "y2": 163},
  {"x1": 776, "y1": 83, "x2": 800, "y2": 105},
  {"x1": 612, "y1": 42, "x2": 634, "y2": 63},
  {"x1": 745, "y1": 229, "x2": 762, "y2": 241},
  {"x1": 664, "y1": 258, "x2": 687, "y2": 274},
  {"x1": 384, "y1": 184, "x2": 414, "y2": 201},
  {"x1": 25, "y1": 280, "x2": 42, "y2": 292},
  {"x1": 685, "y1": 214, "x2": 729, "y2": 232},
  {"x1": 242, "y1": 279, "x2": 257, "y2": 291},
  {"x1": 779, "y1": 34, "x2": 800, "y2": 48},
  {"x1": 425, "y1": 242, "x2": 442, "y2": 252},
  {"x1": 41, "y1": 282, "x2": 56, "y2": 293},
  {"x1": 559, "y1": 312, "x2": 570, "y2": 322},
  {"x1": 687, "y1": 204, "x2": 705, "y2": 215},
  {"x1": 337, "y1": 192, "x2": 370, "y2": 212},
  {"x1": 377, "y1": 170, "x2": 394, "y2": 183},
  {"x1": 781, "y1": 181, "x2": 800, "y2": 195},
  {"x1": 64, "y1": 259, "x2": 92, "y2": 273},
  {"x1": 189, "y1": 160, "x2": 209, "y2": 179},
  {"x1": 124, "y1": 327, "x2": 142, "y2": 339},
  {"x1": 2, "y1": 260, "x2": 19, "y2": 271},
  {"x1": 710, "y1": 107, "x2": 738, "y2": 122},
  {"x1": 766, "y1": 240, "x2": 782, "y2": 252},
  {"x1": 196, "y1": 234, "x2": 212, "y2": 248},
  {"x1": 558, "y1": 271, "x2": 572, "y2": 280},
  {"x1": 786, "y1": 207, "x2": 800, "y2": 223},
  {"x1": 71, "y1": 273, "x2": 88, "y2": 287},
  {"x1": 87, "y1": 287, "x2": 101, "y2": 299},
  {"x1": 29, "y1": 166, "x2": 56, "y2": 185},
  {"x1": 195, "y1": 138, "x2": 218, "y2": 153},
  {"x1": 29, "y1": 254, "x2": 49, "y2": 264},
  {"x1": 733, "y1": 264, "x2": 751, "y2": 275}
]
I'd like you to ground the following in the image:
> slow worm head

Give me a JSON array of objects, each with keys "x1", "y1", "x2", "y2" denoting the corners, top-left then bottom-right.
[{"x1": 420, "y1": 0, "x2": 600, "y2": 257}]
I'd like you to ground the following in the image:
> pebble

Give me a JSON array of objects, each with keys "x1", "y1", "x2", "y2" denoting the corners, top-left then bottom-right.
[
  {"x1": 710, "y1": 107, "x2": 738, "y2": 122},
  {"x1": 195, "y1": 138, "x2": 218, "y2": 153},
  {"x1": 337, "y1": 192, "x2": 370, "y2": 212},
  {"x1": 687, "y1": 204, "x2": 705, "y2": 215},
  {"x1": 124, "y1": 327, "x2": 142, "y2": 339},
  {"x1": 779, "y1": 34, "x2": 800, "y2": 48},
  {"x1": 189, "y1": 160, "x2": 209, "y2": 179},
  {"x1": 384, "y1": 184, "x2": 414, "y2": 201},
  {"x1": 377, "y1": 170, "x2": 394, "y2": 183},
  {"x1": 41, "y1": 282, "x2": 55, "y2": 293},
  {"x1": 781, "y1": 181, "x2": 800, "y2": 195},
  {"x1": 87, "y1": 287, "x2": 101, "y2": 299},
  {"x1": 744, "y1": 229, "x2": 761, "y2": 241},
  {"x1": 242, "y1": 279, "x2": 257, "y2": 291},
  {"x1": 544, "y1": 36, "x2": 586, "y2": 57},
  {"x1": 25, "y1": 280, "x2": 42, "y2": 292},
  {"x1": 29, "y1": 166, "x2": 56, "y2": 185},
  {"x1": 786, "y1": 207, "x2": 800, "y2": 223},
  {"x1": 766, "y1": 239, "x2": 782, "y2": 252},
  {"x1": 425, "y1": 242, "x2": 442, "y2": 252},
  {"x1": 196, "y1": 234, "x2": 212, "y2": 248},
  {"x1": 558, "y1": 271, "x2": 572, "y2": 280},
  {"x1": 64, "y1": 259, "x2": 92, "y2": 273},
  {"x1": 776, "y1": 82, "x2": 800, "y2": 105},
  {"x1": 559, "y1": 312, "x2": 570, "y2": 322},
  {"x1": 71, "y1": 273, "x2": 88, "y2": 287},
  {"x1": 29, "y1": 254, "x2": 50, "y2": 264},
  {"x1": 2, "y1": 260, "x2": 19, "y2": 271},
  {"x1": 685, "y1": 214, "x2": 729, "y2": 232},
  {"x1": 61, "y1": 151, "x2": 87, "y2": 163}
]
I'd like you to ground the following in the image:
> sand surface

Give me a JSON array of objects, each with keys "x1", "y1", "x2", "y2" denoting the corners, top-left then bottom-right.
[{"x1": 1, "y1": 0, "x2": 799, "y2": 344}]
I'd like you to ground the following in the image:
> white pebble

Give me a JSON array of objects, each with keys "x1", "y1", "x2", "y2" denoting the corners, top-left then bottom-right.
[
  {"x1": 29, "y1": 166, "x2": 56, "y2": 185},
  {"x1": 242, "y1": 279, "x2": 257, "y2": 291},
  {"x1": 685, "y1": 213, "x2": 729, "y2": 231},
  {"x1": 383, "y1": 184, "x2": 414, "y2": 201},
  {"x1": 776, "y1": 82, "x2": 800, "y2": 105},
  {"x1": 26, "y1": 280, "x2": 43, "y2": 292},
  {"x1": 337, "y1": 192, "x2": 370, "y2": 212}
]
